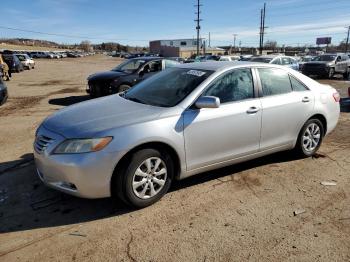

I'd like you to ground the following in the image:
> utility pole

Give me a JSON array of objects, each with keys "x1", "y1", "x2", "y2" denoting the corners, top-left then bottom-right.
[
  {"x1": 208, "y1": 32, "x2": 211, "y2": 48},
  {"x1": 345, "y1": 26, "x2": 350, "y2": 53},
  {"x1": 259, "y1": 3, "x2": 266, "y2": 55},
  {"x1": 194, "y1": 0, "x2": 203, "y2": 56},
  {"x1": 233, "y1": 34, "x2": 238, "y2": 53}
]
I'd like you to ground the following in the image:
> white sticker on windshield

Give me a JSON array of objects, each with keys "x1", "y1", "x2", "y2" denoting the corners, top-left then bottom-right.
[{"x1": 186, "y1": 70, "x2": 206, "y2": 77}]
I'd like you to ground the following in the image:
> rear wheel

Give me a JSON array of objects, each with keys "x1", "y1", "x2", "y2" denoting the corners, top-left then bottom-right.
[
  {"x1": 114, "y1": 148, "x2": 174, "y2": 208},
  {"x1": 294, "y1": 119, "x2": 324, "y2": 157},
  {"x1": 343, "y1": 68, "x2": 349, "y2": 80}
]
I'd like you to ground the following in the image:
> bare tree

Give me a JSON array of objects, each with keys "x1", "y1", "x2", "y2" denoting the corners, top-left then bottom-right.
[
  {"x1": 80, "y1": 40, "x2": 92, "y2": 52},
  {"x1": 264, "y1": 40, "x2": 278, "y2": 50}
]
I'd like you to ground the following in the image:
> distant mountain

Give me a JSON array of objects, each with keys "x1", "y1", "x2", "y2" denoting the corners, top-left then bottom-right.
[{"x1": 0, "y1": 38, "x2": 147, "y2": 52}]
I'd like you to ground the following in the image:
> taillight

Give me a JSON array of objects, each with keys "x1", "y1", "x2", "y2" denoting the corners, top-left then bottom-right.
[{"x1": 333, "y1": 92, "x2": 340, "y2": 102}]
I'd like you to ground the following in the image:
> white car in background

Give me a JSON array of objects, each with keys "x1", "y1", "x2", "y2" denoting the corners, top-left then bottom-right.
[
  {"x1": 219, "y1": 55, "x2": 240, "y2": 61},
  {"x1": 15, "y1": 54, "x2": 35, "y2": 69}
]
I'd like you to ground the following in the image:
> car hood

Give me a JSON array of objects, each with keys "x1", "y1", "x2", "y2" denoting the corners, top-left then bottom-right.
[
  {"x1": 43, "y1": 95, "x2": 165, "y2": 138},
  {"x1": 88, "y1": 70, "x2": 128, "y2": 81}
]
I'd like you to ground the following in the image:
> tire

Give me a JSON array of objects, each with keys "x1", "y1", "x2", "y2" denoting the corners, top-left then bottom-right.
[
  {"x1": 118, "y1": 84, "x2": 131, "y2": 93},
  {"x1": 328, "y1": 68, "x2": 334, "y2": 79},
  {"x1": 343, "y1": 68, "x2": 349, "y2": 80},
  {"x1": 294, "y1": 119, "x2": 324, "y2": 157},
  {"x1": 114, "y1": 148, "x2": 174, "y2": 208}
]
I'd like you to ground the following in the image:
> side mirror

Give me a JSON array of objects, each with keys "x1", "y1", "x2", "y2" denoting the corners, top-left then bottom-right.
[{"x1": 195, "y1": 96, "x2": 220, "y2": 109}]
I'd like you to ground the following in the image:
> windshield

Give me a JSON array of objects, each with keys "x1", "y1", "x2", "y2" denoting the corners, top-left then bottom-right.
[
  {"x1": 16, "y1": 55, "x2": 27, "y2": 61},
  {"x1": 112, "y1": 59, "x2": 146, "y2": 73},
  {"x1": 250, "y1": 57, "x2": 273, "y2": 63},
  {"x1": 312, "y1": 55, "x2": 336, "y2": 62},
  {"x1": 124, "y1": 68, "x2": 213, "y2": 107}
]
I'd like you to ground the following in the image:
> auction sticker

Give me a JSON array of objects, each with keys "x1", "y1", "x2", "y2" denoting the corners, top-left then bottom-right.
[{"x1": 186, "y1": 70, "x2": 206, "y2": 77}]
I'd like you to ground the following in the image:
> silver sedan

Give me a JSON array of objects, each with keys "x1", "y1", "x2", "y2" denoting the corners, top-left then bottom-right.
[{"x1": 34, "y1": 62, "x2": 340, "y2": 207}]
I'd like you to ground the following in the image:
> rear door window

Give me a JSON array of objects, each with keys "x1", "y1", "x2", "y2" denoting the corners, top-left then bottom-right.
[
  {"x1": 258, "y1": 68, "x2": 292, "y2": 96},
  {"x1": 289, "y1": 75, "x2": 308, "y2": 91}
]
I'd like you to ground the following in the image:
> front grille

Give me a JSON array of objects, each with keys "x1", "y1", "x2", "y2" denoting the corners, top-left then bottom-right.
[{"x1": 34, "y1": 135, "x2": 54, "y2": 153}]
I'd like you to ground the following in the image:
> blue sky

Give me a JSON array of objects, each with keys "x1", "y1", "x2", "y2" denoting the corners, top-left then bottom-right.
[{"x1": 2, "y1": 0, "x2": 350, "y2": 47}]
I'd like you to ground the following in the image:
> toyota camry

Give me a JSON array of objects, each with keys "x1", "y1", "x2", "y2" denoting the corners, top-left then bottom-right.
[{"x1": 34, "y1": 62, "x2": 340, "y2": 208}]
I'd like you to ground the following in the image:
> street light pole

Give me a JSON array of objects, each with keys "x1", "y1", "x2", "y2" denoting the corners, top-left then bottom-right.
[
  {"x1": 233, "y1": 34, "x2": 238, "y2": 54},
  {"x1": 345, "y1": 26, "x2": 350, "y2": 53}
]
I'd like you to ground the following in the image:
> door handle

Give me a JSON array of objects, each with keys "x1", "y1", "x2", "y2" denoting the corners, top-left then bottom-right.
[
  {"x1": 246, "y1": 107, "x2": 260, "y2": 114},
  {"x1": 302, "y1": 97, "x2": 310, "y2": 103}
]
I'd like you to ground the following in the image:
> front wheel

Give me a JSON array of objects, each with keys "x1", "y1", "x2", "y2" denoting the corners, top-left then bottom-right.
[
  {"x1": 114, "y1": 148, "x2": 174, "y2": 208},
  {"x1": 294, "y1": 119, "x2": 324, "y2": 157},
  {"x1": 328, "y1": 68, "x2": 334, "y2": 79},
  {"x1": 118, "y1": 84, "x2": 131, "y2": 93}
]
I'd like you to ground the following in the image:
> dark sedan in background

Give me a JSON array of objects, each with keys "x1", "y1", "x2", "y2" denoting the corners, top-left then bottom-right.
[{"x1": 86, "y1": 57, "x2": 179, "y2": 97}]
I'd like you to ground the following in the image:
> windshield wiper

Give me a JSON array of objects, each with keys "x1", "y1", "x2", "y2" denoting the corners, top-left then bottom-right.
[{"x1": 124, "y1": 96, "x2": 145, "y2": 104}]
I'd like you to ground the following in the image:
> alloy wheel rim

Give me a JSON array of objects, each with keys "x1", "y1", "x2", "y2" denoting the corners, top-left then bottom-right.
[
  {"x1": 302, "y1": 123, "x2": 321, "y2": 152},
  {"x1": 132, "y1": 157, "x2": 167, "y2": 200}
]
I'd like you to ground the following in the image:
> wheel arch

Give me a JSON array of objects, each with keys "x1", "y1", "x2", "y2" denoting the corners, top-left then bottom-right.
[
  {"x1": 308, "y1": 113, "x2": 327, "y2": 134},
  {"x1": 110, "y1": 141, "x2": 182, "y2": 196}
]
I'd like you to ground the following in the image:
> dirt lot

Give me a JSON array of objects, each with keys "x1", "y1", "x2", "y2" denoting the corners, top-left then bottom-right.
[{"x1": 0, "y1": 55, "x2": 349, "y2": 262}]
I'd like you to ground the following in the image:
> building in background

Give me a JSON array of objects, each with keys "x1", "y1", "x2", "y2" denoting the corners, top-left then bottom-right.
[{"x1": 150, "y1": 38, "x2": 224, "y2": 58}]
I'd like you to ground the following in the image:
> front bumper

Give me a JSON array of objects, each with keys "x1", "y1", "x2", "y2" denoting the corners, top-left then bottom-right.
[
  {"x1": 302, "y1": 66, "x2": 329, "y2": 76},
  {"x1": 34, "y1": 125, "x2": 122, "y2": 198}
]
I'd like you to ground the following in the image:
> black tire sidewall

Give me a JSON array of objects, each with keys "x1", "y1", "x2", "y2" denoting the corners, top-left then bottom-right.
[
  {"x1": 328, "y1": 68, "x2": 334, "y2": 79},
  {"x1": 296, "y1": 119, "x2": 324, "y2": 157},
  {"x1": 122, "y1": 148, "x2": 173, "y2": 208},
  {"x1": 118, "y1": 85, "x2": 131, "y2": 93}
]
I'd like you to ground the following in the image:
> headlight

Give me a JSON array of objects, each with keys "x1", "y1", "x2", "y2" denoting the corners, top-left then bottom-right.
[{"x1": 53, "y1": 137, "x2": 112, "y2": 154}]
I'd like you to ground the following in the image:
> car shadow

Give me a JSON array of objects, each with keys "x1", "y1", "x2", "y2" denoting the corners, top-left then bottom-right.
[
  {"x1": 48, "y1": 95, "x2": 90, "y2": 106},
  {"x1": 0, "y1": 150, "x2": 305, "y2": 234}
]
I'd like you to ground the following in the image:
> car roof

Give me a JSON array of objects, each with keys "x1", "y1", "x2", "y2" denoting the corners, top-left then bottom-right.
[
  {"x1": 176, "y1": 61, "x2": 276, "y2": 71},
  {"x1": 130, "y1": 56, "x2": 163, "y2": 61}
]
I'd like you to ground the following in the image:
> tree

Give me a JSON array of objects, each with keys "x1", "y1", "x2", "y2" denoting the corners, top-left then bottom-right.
[
  {"x1": 264, "y1": 40, "x2": 278, "y2": 50},
  {"x1": 80, "y1": 40, "x2": 92, "y2": 52}
]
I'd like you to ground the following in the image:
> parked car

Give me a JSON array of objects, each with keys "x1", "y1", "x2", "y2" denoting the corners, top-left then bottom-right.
[
  {"x1": 2, "y1": 54, "x2": 24, "y2": 73},
  {"x1": 250, "y1": 55, "x2": 299, "y2": 70},
  {"x1": 34, "y1": 62, "x2": 340, "y2": 207},
  {"x1": 194, "y1": 55, "x2": 220, "y2": 62},
  {"x1": 167, "y1": 57, "x2": 185, "y2": 63},
  {"x1": 15, "y1": 54, "x2": 35, "y2": 70},
  {"x1": 299, "y1": 56, "x2": 315, "y2": 71},
  {"x1": 219, "y1": 55, "x2": 240, "y2": 61},
  {"x1": 0, "y1": 74, "x2": 8, "y2": 105},
  {"x1": 302, "y1": 53, "x2": 350, "y2": 79},
  {"x1": 86, "y1": 57, "x2": 179, "y2": 97},
  {"x1": 239, "y1": 55, "x2": 253, "y2": 61},
  {"x1": 30, "y1": 52, "x2": 48, "y2": 58}
]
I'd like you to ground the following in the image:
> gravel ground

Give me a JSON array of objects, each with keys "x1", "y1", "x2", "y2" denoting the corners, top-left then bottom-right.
[{"x1": 0, "y1": 55, "x2": 349, "y2": 262}]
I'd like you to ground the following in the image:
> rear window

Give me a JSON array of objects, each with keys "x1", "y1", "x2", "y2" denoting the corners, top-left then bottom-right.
[{"x1": 258, "y1": 68, "x2": 292, "y2": 96}]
